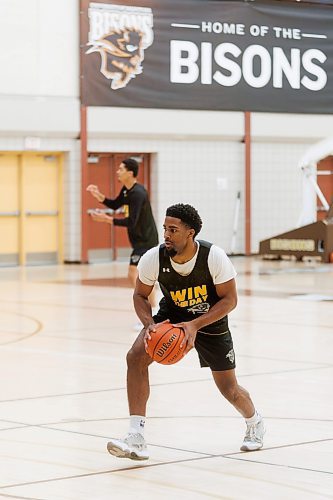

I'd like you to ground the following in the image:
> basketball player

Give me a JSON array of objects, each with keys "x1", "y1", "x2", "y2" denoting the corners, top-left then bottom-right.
[
  {"x1": 106, "y1": 203, "x2": 265, "y2": 460},
  {"x1": 86, "y1": 157, "x2": 158, "y2": 292}
]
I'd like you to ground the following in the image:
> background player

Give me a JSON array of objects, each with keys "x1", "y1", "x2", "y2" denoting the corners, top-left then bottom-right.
[{"x1": 87, "y1": 157, "x2": 158, "y2": 313}]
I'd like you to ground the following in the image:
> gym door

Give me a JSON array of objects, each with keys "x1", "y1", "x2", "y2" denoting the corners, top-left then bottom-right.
[
  {"x1": 0, "y1": 153, "x2": 63, "y2": 266},
  {"x1": 0, "y1": 154, "x2": 20, "y2": 266},
  {"x1": 23, "y1": 154, "x2": 63, "y2": 265},
  {"x1": 87, "y1": 153, "x2": 150, "y2": 262}
]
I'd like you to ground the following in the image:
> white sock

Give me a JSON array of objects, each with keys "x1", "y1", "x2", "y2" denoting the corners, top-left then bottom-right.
[
  {"x1": 245, "y1": 410, "x2": 261, "y2": 425},
  {"x1": 129, "y1": 415, "x2": 146, "y2": 436}
]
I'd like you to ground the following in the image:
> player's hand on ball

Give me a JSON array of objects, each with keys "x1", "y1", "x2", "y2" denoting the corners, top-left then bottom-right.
[
  {"x1": 145, "y1": 321, "x2": 185, "y2": 365},
  {"x1": 173, "y1": 321, "x2": 197, "y2": 354},
  {"x1": 144, "y1": 320, "x2": 170, "y2": 350}
]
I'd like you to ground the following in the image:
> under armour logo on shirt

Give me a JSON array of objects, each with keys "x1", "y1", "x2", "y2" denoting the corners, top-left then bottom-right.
[{"x1": 162, "y1": 267, "x2": 170, "y2": 272}]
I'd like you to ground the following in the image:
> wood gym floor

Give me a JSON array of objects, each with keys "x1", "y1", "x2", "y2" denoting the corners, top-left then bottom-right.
[{"x1": 0, "y1": 257, "x2": 332, "y2": 499}]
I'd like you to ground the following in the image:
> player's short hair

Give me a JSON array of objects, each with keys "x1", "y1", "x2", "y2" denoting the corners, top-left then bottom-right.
[
  {"x1": 166, "y1": 203, "x2": 202, "y2": 236},
  {"x1": 123, "y1": 158, "x2": 139, "y2": 177}
]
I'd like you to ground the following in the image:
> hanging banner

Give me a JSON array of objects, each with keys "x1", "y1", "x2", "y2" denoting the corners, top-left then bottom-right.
[{"x1": 80, "y1": 0, "x2": 333, "y2": 113}]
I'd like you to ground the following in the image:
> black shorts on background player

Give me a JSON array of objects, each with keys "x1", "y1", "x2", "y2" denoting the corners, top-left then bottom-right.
[{"x1": 130, "y1": 248, "x2": 150, "y2": 266}]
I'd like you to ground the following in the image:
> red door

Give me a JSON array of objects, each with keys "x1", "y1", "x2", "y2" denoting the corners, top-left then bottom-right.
[
  {"x1": 86, "y1": 153, "x2": 151, "y2": 262},
  {"x1": 87, "y1": 154, "x2": 113, "y2": 260},
  {"x1": 317, "y1": 156, "x2": 333, "y2": 221}
]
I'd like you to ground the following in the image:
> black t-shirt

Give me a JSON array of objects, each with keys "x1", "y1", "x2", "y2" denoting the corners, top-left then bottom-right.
[{"x1": 103, "y1": 183, "x2": 158, "y2": 249}]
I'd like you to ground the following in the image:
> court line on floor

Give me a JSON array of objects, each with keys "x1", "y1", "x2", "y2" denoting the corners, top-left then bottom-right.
[
  {"x1": 237, "y1": 353, "x2": 330, "y2": 365},
  {"x1": 0, "y1": 363, "x2": 332, "y2": 405},
  {"x1": 0, "y1": 310, "x2": 43, "y2": 346},
  {"x1": 0, "y1": 457, "x2": 211, "y2": 491},
  {"x1": 44, "y1": 415, "x2": 333, "y2": 425},
  {"x1": 0, "y1": 299, "x2": 132, "y2": 313},
  {"x1": 4, "y1": 414, "x2": 331, "y2": 427},
  {"x1": 0, "y1": 424, "x2": 29, "y2": 432},
  {"x1": 1, "y1": 438, "x2": 332, "y2": 491},
  {"x1": 12, "y1": 323, "x2": 331, "y2": 368},
  {"x1": 37, "y1": 423, "x2": 333, "y2": 466},
  {"x1": 32, "y1": 332, "x2": 132, "y2": 346},
  {"x1": 232, "y1": 316, "x2": 333, "y2": 330},
  {"x1": 224, "y1": 453, "x2": 333, "y2": 477},
  {"x1": 1, "y1": 414, "x2": 333, "y2": 465},
  {"x1": 0, "y1": 418, "x2": 212, "y2": 459},
  {"x1": 1, "y1": 297, "x2": 333, "y2": 330},
  {"x1": 1, "y1": 413, "x2": 333, "y2": 437},
  {"x1": 4, "y1": 323, "x2": 331, "y2": 374},
  {"x1": 36, "y1": 331, "x2": 333, "y2": 364},
  {"x1": 0, "y1": 493, "x2": 47, "y2": 500},
  {"x1": 39, "y1": 427, "x2": 333, "y2": 465}
]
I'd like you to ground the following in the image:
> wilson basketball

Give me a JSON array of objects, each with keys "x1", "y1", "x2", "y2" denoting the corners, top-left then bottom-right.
[{"x1": 145, "y1": 323, "x2": 186, "y2": 365}]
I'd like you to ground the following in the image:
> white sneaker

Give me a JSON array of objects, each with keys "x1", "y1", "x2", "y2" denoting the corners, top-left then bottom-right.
[
  {"x1": 107, "y1": 433, "x2": 149, "y2": 461},
  {"x1": 240, "y1": 418, "x2": 265, "y2": 451}
]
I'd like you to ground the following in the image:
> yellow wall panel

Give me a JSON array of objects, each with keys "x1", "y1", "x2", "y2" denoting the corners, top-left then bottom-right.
[
  {"x1": 25, "y1": 217, "x2": 58, "y2": 252},
  {"x1": 0, "y1": 219, "x2": 19, "y2": 253},
  {"x1": 23, "y1": 155, "x2": 58, "y2": 212},
  {"x1": 0, "y1": 152, "x2": 62, "y2": 264},
  {"x1": 22, "y1": 154, "x2": 61, "y2": 260},
  {"x1": 0, "y1": 155, "x2": 19, "y2": 258},
  {"x1": 0, "y1": 155, "x2": 19, "y2": 212}
]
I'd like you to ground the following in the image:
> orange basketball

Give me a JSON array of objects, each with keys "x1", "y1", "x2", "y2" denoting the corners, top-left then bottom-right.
[{"x1": 145, "y1": 323, "x2": 186, "y2": 365}]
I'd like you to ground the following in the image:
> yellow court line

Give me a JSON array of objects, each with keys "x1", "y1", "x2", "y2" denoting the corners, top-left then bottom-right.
[{"x1": 0, "y1": 310, "x2": 43, "y2": 346}]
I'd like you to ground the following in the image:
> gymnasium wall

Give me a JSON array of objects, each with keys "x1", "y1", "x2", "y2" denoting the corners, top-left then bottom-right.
[
  {"x1": 0, "y1": 0, "x2": 333, "y2": 261},
  {"x1": 89, "y1": 136, "x2": 245, "y2": 254},
  {"x1": 88, "y1": 108, "x2": 333, "y2": 254}
]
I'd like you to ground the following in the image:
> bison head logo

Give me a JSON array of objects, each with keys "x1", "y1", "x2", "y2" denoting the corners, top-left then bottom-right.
[{"x1": 86, "y1": 29, "x2": 146, "y2": 90}]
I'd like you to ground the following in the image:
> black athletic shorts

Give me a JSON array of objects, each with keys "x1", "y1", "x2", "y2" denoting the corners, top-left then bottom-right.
[
  {"x1": 195, "y1": 330, "x2": 235, "y2": 371},
  {"x1": 153, "y1": 311, "x2": 236, "y2": 372},
  {"x1": 129, "y1": 248, "x2": 149, "y2": 267}
]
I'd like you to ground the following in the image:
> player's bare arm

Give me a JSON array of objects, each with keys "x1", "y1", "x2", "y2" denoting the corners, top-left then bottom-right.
[
  {"x1": 134, "y1": 278, "x2": 170, "y2": 348},
  {"x1": 133, "y1": 278, "x2": 155, "y2": 332}
]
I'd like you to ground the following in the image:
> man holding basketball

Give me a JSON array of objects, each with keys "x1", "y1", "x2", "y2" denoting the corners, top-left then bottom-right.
[{"x1": 107, "y1": 203, "x2": 265, "y2": 460}]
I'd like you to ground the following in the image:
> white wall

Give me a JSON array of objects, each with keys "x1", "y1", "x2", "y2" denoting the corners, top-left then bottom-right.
[
  {"x1": 0, "y1": 0, "x2": 80, "y2": 137},
  {"x1": 251, "y1": 142, "x2": 309, "y2": 253},
  {"x1": 252, "y1": 113, "x2": 333, "y2": 143},
  {"x1": 0, "y1": 0, "x2": 79, "y2": 97},
  {"x1": 0, "y1": 95, "x2": 80, "y2": 137},
  {"x1": 88, "y1": 107, "x2": 244, "y2": 140}
]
